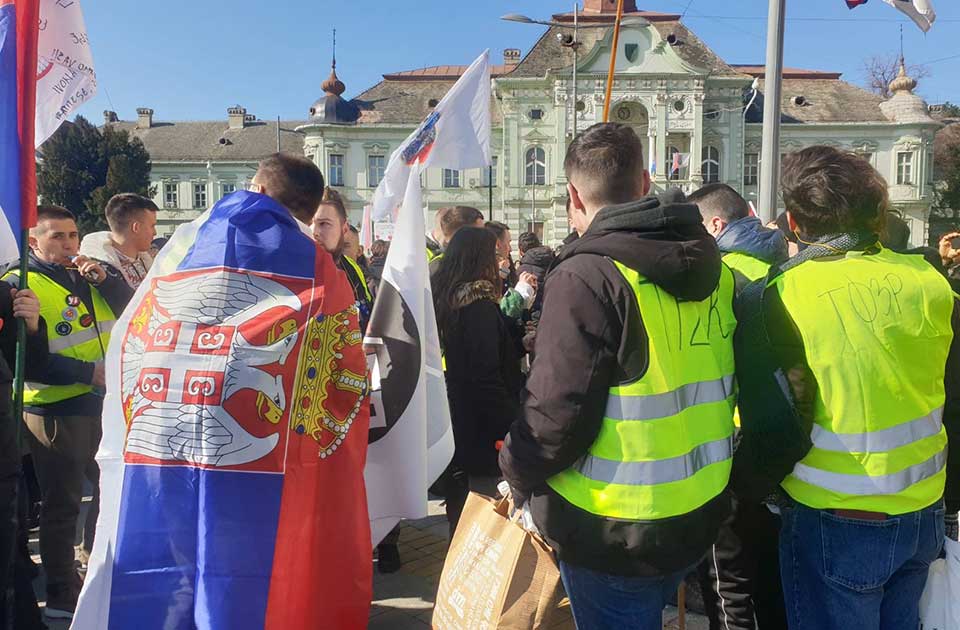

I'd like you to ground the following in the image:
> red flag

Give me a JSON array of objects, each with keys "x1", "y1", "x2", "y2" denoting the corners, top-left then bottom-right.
[
  {"x1": 846, "y1": 0, "x2": 869, "y2": 7},
  {"x1": 15, "y1": 0, "x2": 38, "y2": 229}
]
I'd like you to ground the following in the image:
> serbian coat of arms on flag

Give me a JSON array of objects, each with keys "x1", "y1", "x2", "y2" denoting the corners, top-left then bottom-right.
[{"x1": 74, "y1": 191, "x2": 373, "y2": 630}]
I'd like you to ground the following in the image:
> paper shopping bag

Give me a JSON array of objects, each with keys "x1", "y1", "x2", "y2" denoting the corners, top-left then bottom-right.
[{"x1": 432, "y1": 492, "x2": 564, "y2": 630}]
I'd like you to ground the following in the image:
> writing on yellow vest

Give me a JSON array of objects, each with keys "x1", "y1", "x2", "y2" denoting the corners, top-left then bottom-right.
[
  {"x1": 548, "y1": 260, "x2": 737, "y2": 521},
  {"x1": 775, "y1": 248, "x2": 953, "y2": 515},
  {"x1": 4, "y1": 270, "x2": 116, "y2": 405}
]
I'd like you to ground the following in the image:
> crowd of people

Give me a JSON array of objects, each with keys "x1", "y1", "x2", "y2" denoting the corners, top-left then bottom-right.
[{"x1": 1, "y1": 122, "x2": 959, "y2": 629}]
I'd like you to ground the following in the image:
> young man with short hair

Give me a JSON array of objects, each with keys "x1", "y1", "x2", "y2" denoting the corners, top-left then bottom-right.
[
  {"x1": 79, "y1": 193, "x2": 158, "y2": 291},
  {"x1": 734, "y1": 146, "x2": 960, "y2": 629},
  {"x1": 4, "y1": 206, "x2": 130, "y2": 620},
  {"x1": 688, "y1": 183, "x2": 787, "y2": 290},
  {"x1": 249, "y1": 152, "x2": 326, "y2": 225},
  {"x1": 500, "y1": 123, "x2": 736, "y2": 628},
  {"x1": 517, "y1": 231, "x2": 541, "y2": 258}
]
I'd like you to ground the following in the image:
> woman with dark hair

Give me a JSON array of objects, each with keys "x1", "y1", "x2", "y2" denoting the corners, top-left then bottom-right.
[{"x1": 433, "y1": 227, "x2": 524, "y2": 533}]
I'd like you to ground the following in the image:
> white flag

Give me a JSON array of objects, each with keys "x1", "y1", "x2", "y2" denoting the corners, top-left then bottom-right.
[
  {"x1": 364, "y1": 167, "x2": 455, "y2": 545},
  {"x1": 371, "y1": 50, "x2": 491, "y2": 220},
  {"x1": 883, "y1": 0, "x2": 936, "y2": 32},
  {"x1": 35, "y1": 0, "x2": 97, "y2": 146}
]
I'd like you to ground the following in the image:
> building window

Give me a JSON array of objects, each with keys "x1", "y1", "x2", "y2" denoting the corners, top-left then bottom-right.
[
  {"x1": 897, "y1": 152, "x2": 914, "y2": 185},
  {"x1": 702, "y1": 146, "x2": 721, "y2": 184},
  {"x1": 368, "y1": 155, "x2": 386, "y2": 188},
  {"x1": 525, "y1": 147, "x2": 546, "y2": 186},
  {"x1": 329, "y1": 154, "x2": 344, "y2": 187},
  {"x1": 744, "y1": 153, "x2": 759, "y2": 186},
  {"x1": 442, "y1": 169, "x2": 461, "y2": 188},
  {"x1": 163, "y1": 182, "x2": 178, "y2": 208},
  {"x1": 221, "y1": 182, "x2": 236, "y2": 198},
  {"x1": 482, "y1": 157, "x2": 498, "y2": 187},
  {"x1": 193, "y1": 183, "x2": 207, "y2": 209}
]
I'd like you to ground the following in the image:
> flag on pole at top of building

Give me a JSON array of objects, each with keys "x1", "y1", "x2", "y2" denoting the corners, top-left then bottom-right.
[{"x1": 370, "y1": 49, "x2": 491, "y2": 220}]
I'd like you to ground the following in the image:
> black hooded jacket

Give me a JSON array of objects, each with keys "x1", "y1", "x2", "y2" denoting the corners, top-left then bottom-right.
[{"x1": 500, "y1": 190, "x2": 732, "y2": 577}]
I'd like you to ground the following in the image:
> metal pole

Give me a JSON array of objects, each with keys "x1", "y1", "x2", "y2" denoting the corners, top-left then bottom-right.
[
  {"x1": 572, "y1": 2, "x2": 579, "y2": 136},
  {"x1": 488, "y1": 165, "x2": 493, "y2": 220},
  {"x1": 12, "y1": 230, "x2": 29, "y2": 446},
  {"x1": 276, "y1": 116, "x2": 281, "y2": 153},
  {"x1": 602, "y1": 0, "x2": 626, "y2": 122},
  {"x1": 758, "y1": 0, "x2": 786, "y2": 223}
]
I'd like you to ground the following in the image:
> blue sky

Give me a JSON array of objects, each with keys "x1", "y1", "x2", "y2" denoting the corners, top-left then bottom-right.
[{"x1": 80, "y1": 0, "x2": 959, "y2": 123}]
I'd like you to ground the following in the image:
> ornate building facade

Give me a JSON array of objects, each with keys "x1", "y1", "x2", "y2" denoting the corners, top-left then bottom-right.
[{"x1": 112, "y1": 0, "x2": 940, "y2": 246}]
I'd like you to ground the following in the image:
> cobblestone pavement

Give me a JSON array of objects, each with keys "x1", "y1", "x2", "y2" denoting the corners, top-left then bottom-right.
[{"x1": 38, "y1": 499, "x2": 707, "y2": 629}]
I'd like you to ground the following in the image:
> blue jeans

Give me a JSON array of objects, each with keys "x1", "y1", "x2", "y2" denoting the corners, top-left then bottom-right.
[
  {"x1": 558, "y1": 561, "x2": 689, "y2": 630},
  {"x1": 779, "y1": 500, "x2": 945, "y2": 630}
]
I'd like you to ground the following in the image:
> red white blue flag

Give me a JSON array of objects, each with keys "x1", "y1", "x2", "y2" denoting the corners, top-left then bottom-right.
[
  {"x1": 0, "y1": 0, "x2": 38, "y2": 260},
  {"x1": 74, "y1": 192, "x2": 374, "y2": 629}
]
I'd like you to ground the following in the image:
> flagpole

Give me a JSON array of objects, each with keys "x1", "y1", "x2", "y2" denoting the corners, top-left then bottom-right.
[
  {"x1": 758, "y1": 0, "x2": 786, "y2": 223},
  {"x1": 602, "y1": 0, "x2": 625, "y2": 122},
  {"x1": 12, "y1": 232, "x2": 29, "y2": 438}
]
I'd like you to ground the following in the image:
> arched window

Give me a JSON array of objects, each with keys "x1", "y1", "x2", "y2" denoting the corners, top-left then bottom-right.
[
  {"x1": 702, "y1": 146, "x2": 721, "y2": 184},
  {"x1": 525, "y1": 147, "x2": 546, "y2": 186}
]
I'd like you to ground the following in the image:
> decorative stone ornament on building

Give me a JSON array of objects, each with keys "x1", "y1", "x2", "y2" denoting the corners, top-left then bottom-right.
[{"x1": 112, "y1": 0, "x2": 939, "y2": 247}]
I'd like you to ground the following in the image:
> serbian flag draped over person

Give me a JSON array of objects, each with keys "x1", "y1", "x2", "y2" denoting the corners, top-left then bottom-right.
[{"x1": 73, "y1": 191, "x2": 372, "y2": 629}]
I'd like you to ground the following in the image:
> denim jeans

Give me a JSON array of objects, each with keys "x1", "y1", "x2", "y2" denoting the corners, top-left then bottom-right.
[
  {"x1": 779, "y1": 500, "x2": 944, "y2": 630},
  {"x1": 559, "y1": 561, "x2": 689, "y2": 630}
]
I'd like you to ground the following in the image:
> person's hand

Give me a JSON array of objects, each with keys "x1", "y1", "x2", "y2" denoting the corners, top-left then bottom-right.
[
  {"x1": 522, "y1": 331, "x2": 536, "y2": 353},
  {"x1": 10, "y1": 288, "x2": 40, "y2": 334},
  {"x1": 946, "y1": 512, "x2": 959, "y2": 541},
  {"x1": 72, "y1": 255, "x2": 106, "y2": 285},
  {"x1": 938, "y1": 232, "x2": 960, "y2": 267},
  {"x1": 518, "y1": 272, "x2": 537, "y2": 291},
  {"x1": 91, "y1": 361, "x2": 106, "y2": 388}
]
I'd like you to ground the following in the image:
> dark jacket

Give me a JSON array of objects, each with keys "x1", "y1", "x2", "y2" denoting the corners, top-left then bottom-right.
[
  {"x1": 336, "y1": 255, "x2": 372, "y2": 333},
  {"x1": 733, "y1": 241, "x2": 960, "y2": 514},
  {"x1": 716, "y1": 216, "x2": 788, "y2": 266},
  {"x1": 6, "y1": 253, "x2": 130, "y2": 416},
  {"x1": 0, "y1": 281, "x2": 49, "y2": 385},
  {"x1": 499, "y1": 191, "x2": 732, "y2": 576},
  {"x1": 518, "y1": 246, "x2": 556, "y2": 316},
  {"x1": 442, "y1": 281, "x2": 523, "y2": 477}
]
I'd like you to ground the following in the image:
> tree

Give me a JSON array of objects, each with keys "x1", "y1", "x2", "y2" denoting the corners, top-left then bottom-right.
[
  {"x1": 37, "y1": 115, "x2": 154, "y2": 233},
  {"x1": 932, "y1": 126, "x2": 960, "y2": 224},
  {"x1": 861, "y1": 54, "x2": 931, "y2": 99}
]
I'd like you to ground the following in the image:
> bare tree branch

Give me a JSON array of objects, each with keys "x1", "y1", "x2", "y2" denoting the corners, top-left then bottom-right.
[{"x1": 861, "y1": 53, "x2": 931, "y2": 98}]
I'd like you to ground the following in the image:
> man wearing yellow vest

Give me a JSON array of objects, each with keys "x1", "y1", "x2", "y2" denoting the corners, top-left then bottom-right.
[
  {"x1": 500, "y1": 123, "x2": 737, "y2": 629},
  {"x1": 734, "y1": 146, "x2": 960, "y2": 630},
  {"x1": 689, "y1": 182, "x2": 789, "y2": 629},
  {"x1": 4, "y1": 205, "x2": 129, "y2": 619}
]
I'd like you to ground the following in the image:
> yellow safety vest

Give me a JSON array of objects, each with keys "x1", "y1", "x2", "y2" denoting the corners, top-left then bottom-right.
[
  {"x1": 5, "y1": 270, "x2": 116, "y2": 405},
  {"x1": 775, "y1": 248, "x2": 953, "y2": 515},
  {"x1": 722, "y1": 252, "x2": 772, "y2": 284},
  {"x1": 548, "y1": 260, "x2": 738, "y2": 521},
  {"x1": 342, "y1": 256, "x2": 372, "y2": 302}
]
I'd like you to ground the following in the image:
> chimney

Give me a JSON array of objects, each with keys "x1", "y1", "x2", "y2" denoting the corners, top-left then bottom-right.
[
  {"x1": 503, "y1": 49, "x2": 521, "y2": 66},
  {"x1": 583, "y1": 0, "x2": 637, "y2": 14},
  {"x1": 103, "y1": 110, "x2": 118, "y2": 125},
  {"x1": 136, "y1": 107, "x2": 154, "y2": 129},
  {"x1": 228, "y1": 105, "x2": 247, "y2": 130}
]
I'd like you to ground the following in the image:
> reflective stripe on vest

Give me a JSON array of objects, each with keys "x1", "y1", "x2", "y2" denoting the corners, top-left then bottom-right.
[
  {"x1": 776, "y1": 248, "x2": 953, "y2": 514},
  {"x1": 4, "y1": 270, "x2": 116, "y2": 405},
  {"x1": 546, "y1": 259, "x2": 737, "y2": 521},
  {"x1": 721, "y1": 251, "x2": 771, "y2": 284},
  {"x1": 343, "y1": 256, "x2": 372, "y2": 302}
]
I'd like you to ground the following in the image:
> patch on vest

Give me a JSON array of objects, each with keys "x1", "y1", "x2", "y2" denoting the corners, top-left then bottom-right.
[
  {"x1": 65, "y1": 295, "x2": 81, "y2": 307},
  {"x1": 62, "y1": 308, "x2": 78, "y2": 322},
  {"x1": 79, "y1": 314, "x2": 94, "y2": 328},
  {"x1": 55, "y1": 322, "x2": 72, "y2": 336}
]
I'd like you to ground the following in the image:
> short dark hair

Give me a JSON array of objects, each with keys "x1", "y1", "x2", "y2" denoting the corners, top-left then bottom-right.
[
  {"x1": 485, "y1": 220, "x2": 509, "y2": 241},
  {"x1": 439, "y1": 206, "x2": 484, "y2": 239},
  {"x1": 518, "y1": 231, "x2": 541, "y2": 254},
  {"x1": 881, "y1": 211, "x2": 911, "y2": 252},
  {"x1": 347, "y1": 223, "x2": 359, "y2": 235},
  {"x1": 781, "y1": 146, "x2": 888, "y2": 238},
  {"x1": 319, "y1": 186, "x2": 348, "y2": 223},
  {"x1": 104, "y1": 193, "x2": 158, "y2": 232},
  {"x1": 32, "y1": 205, "x2": 77, "y2": 237},
  {"x1": 256, "y1": 152, "x2": 325, "y2": 223},
  {"x1": 687, "y1": 184, "x2": 750, "y2": 223},
  {"x1": 564, "y1": 123, "x2": 645, "y2": 207},
  {"x1": 371, "y1": 239, "x2": 390, "y2": 259}
]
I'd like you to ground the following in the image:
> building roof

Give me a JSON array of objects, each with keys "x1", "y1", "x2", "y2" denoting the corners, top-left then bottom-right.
[
  {"x1": 383, "y1": 65, "x2": 513, "y2": 80},
  {"x1": 731, "y1": 65, "x2": 842, "y2": 80},
  {"x1": 109, "y1": 119, "x2": 308, "y2": 162},
  {"x1": 352, "y1": 80, "x2": 503, "y2": 126},
  {"x1": 747, "y1": 78, "x2": 888, "y2": 124}
]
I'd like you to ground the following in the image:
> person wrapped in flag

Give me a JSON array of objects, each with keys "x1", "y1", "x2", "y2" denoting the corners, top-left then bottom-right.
[{"x1": 73, "y1": 153, "x2": 373, "y2": 630}]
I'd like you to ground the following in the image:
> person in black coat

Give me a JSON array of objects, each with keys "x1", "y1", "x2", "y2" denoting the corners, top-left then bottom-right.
[{"x1": 433, "y1": 227, "x2": 523, "y2": 535}]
